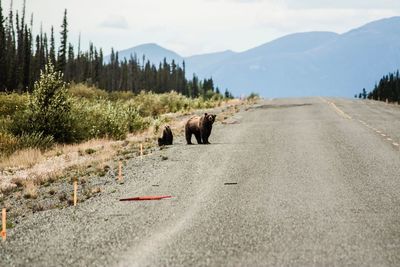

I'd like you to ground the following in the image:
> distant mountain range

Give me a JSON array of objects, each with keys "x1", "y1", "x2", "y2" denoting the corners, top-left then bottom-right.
[{"x1": 107, "y1": 17, "x2": 400, "y2": 97}]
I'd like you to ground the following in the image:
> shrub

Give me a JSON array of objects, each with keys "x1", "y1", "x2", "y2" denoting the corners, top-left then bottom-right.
[
  {"x1": 68, "y1": 83, "x2": 108, "y2": 99},
  {"x1": 0, "y1": 132, "x2": 19, "y2": 157},
  {"x1": 0, "y1": 93, "x2": 28, "y2": 116},
  {"x1": 0, "y1": 117, "x2": 13, "y2": 134},
  {"x1": 85, "y1": 148, "x2": 96, "y2": 155},
  {"x1": 0, "y1": 132, "x2": 53, "y2": 158},
  {"x1": 108, "y1": 91, "x2": 135, "y2": 101},
  {"x1": 133, "y1": 91, "x2": 163, "y2": 117},
  {"x1": 247, "y1": 92, "x2": 260, "y2": 101},
  {"x1": 17, "y1": 132, "x2": 54, "y2": 151},
  {"x1": 69, "y1": 98, "x2": 148, "y2": 140},
  {"x1": 12, "y1": 64, "x2": 74, "y2": 143}
]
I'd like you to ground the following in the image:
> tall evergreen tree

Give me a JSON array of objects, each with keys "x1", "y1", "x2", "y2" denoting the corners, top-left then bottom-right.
[
  {"x1": 57, "y1": 9, "x2": 67, "y2": 73},
  {"x1": 5, "y1": 0, "x2": 17, "y2": 90},
  {"x1": 0, "y1": 0, "x2": 6, "y2": 91},
  {"x1": 49, "y1": 26, "x2": 56, "y2": 66}
]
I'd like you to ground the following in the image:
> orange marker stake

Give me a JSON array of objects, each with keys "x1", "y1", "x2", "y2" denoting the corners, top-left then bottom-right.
[
  {"x1": 118, "y1": 161, "x2": 123, "y2": 181},
  {"x1": 1, "y1": 208, "x2": 6, "y2": 241},
  {"x1": 73, "y1": 180, "x2": 78, "y2": 207}
]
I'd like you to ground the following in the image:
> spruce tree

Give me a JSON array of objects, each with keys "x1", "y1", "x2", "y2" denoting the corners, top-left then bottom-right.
[
  {"x1": 362, "y1": 88, "x2": 367, "y2": 99},
  {"x1": 6, "y1": 1, "x2": 17, "y2": 90},
  {"x1": 57, "y1": 9, "x2": 68, "y2": 73},
  {"x1": 49, "y1": 26, "x2": 56, "y2": 66},
  {"x1": 0, "y1": 0, "x2": 6, "y2": 91}
]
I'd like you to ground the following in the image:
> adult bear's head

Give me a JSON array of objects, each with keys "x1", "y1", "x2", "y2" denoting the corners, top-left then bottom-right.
[{"x1": 204, "y1": 113, "x2": 216, "y2": 124}]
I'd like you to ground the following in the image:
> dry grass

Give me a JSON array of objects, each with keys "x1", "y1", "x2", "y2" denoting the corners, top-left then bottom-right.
[
  {"x1": 23, "y1": 180, "x2": 38, "y2": 199},
  {"x1": 0, "y1": 139, "x2": 120, "y2": 193},
  {"x1": 0, "y1": 148, "x2": 44, "y2": 170}
]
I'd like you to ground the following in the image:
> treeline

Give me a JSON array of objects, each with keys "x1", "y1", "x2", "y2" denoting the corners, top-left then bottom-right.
[
  {"x1": 367, "y1": 71, "x2": 400, "y2": 102},
  {"x1": 0, "y1": 1, "x2": 233, "y2": 98}
]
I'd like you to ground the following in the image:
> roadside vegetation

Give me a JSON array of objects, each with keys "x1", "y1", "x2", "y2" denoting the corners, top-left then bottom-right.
[{"x1": 0, "y1": 64, "x2": 229, "y2": 159}]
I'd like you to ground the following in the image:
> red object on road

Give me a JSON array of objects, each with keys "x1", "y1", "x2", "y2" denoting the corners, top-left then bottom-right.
[{"x1": 119, "y1": 195, "x2": 172, "y2": 201}]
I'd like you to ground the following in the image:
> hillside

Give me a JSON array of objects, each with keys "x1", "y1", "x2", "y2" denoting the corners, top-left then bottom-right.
[
  {"x1": 108, "y1": 17, "x2": 400, "y2": 97},
  {"x1": 104, "y1": 43, "x2": 183, "y2": 64}
]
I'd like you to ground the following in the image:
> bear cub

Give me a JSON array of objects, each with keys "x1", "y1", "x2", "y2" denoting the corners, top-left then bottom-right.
[
  {"x1": 158, "y1": 125, "x2": 173, "y2": 146},
  {"x1": 185, "y1": 113, "x2": 216, "y2": 144}
]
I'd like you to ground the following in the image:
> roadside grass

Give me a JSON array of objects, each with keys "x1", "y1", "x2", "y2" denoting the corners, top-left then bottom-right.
[
  {"x1": 23, "y1": 180, "x2": 38, "y2": 199},
  {"x1": 0, "y1": 148, "x2": 45, "y2": 170}
]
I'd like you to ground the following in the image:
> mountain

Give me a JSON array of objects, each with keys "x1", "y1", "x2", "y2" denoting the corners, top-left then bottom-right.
[
  {"x1": 194, "y1": 31, "x2": 340, "y2": 96},
  {"x1": 205, "y1": 17, "x2": 400, "y2": 97},
  {"x1": 104, "y1": 43, "x2": 183, "y2": 64},
  {"x1": 107, "y1": 17, "x2": 400, "y2": 97},
  {"x1": 184, "y1": 50, "x2": 237, "y2": 78}
]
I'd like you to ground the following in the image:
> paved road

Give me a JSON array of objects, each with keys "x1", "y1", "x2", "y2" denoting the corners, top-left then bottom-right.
[{"x1": 1, "y1": 98, "x2": 400, "y2": 266}]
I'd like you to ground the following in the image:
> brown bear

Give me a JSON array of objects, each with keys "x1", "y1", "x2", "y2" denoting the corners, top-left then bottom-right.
[
  {"x1": 158, "y1": 125, "x2": 173, "y2": 146},
  {"x1": 185, "y1": 113, "x2": 216, "y2": 145}
]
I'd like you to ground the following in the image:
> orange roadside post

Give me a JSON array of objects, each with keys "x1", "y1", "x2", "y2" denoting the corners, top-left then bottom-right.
[
  {"x1": 1, "y1": 208, "x2": 6, "y2": 241},
  {"x1": 73, "y1": 180, "x2": 78, "y2": 206},
  {"x1": 118, "y1": 161, "x2": 123, "y2": 181}
]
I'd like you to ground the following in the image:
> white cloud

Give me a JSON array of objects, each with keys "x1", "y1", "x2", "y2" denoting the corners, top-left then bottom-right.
[
  {"x1": 283, "y1": 0, "x2": 400, "y2": 9},
  {"x1": 99, "y1": 15, "x2": 129, "y2": 29},
  {"x1": 2, "y1": 0, "x2": 400, "y2": 56}
]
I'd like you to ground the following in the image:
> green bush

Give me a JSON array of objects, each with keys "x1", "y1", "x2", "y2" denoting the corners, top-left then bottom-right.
[
  {"x1": 68, "y1": 83, "x2": 108, "y2": 99},
  {"x1": 12, "y1": 64, "x2": 74, "y2": 143},
  {"x1": 0, "y1": 93, "x2": 28, "y2": 116},
  {"x1": 247, "y1": 92, "x2": 260, "y2": 101},
  {"x1": 0, "y1": 117, "x2": 13, "y2": 134},
  {"x1": 17, "y1": 132, "x2": 54, "y2": 151},
  {"x1": 0, "y1": 132, "x2": 19, "y2": 157},
  {"x1": 69, "y1": 98, "x2": 149, "y2": 140},
  {"x1": 0, "y1": 132, "x2": 53, "y2": 157},
  {"x1": 108, "y1": 91, "x2": 135, "y2": 101}
]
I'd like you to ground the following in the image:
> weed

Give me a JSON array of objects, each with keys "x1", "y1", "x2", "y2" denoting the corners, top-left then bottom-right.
[
  {"x1": 49, "y1": 188, "x2": 56, "y2": 195},
  {"x1": 85, "y1": 148, "x2": 96, "y2": 155},
  {"x1": 32, "y1": 203, "x2": 44, "y2": 213},
  {"x1": 58, "y1": 192, "x2": 67, "y2": 202},
  {"x1": 23, "y1": 180, "x2": 38, "y2": 199},
  {"x1": 91, "y1": 187, "x2": 101, "y2": 194}
]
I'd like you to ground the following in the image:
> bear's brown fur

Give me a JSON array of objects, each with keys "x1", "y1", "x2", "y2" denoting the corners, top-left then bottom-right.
[
  {"x1": 185, "y1": 113, "x2": 216, "y2": 144},
  {"x1": 158, "y1": 125, "x2": 173, "y2": 146}
]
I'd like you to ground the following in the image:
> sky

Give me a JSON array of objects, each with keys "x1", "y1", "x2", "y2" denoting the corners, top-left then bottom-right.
[{"x1": 2, "y1": 0, "x2": 400, "y2": 56}]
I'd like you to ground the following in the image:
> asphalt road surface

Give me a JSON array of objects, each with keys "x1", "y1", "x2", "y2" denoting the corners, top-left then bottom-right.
[{"x1": 1, "y1": 97, "x2": 400, "y2": 266}]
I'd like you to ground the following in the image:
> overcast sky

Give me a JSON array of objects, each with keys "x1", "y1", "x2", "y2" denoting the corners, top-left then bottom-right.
[{"x1": 2, "y1": 0, "x2": 400, "y2": 56}]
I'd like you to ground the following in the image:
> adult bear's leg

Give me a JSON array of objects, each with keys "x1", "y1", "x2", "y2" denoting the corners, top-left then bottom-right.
[{"x1": 185, "y1": 128, "x2": 193, "y2": 145}]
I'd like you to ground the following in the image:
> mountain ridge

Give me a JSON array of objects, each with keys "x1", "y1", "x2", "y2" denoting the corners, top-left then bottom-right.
[{"x1": 107, "y1": 16, "x2": 400, "y2": 97}]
